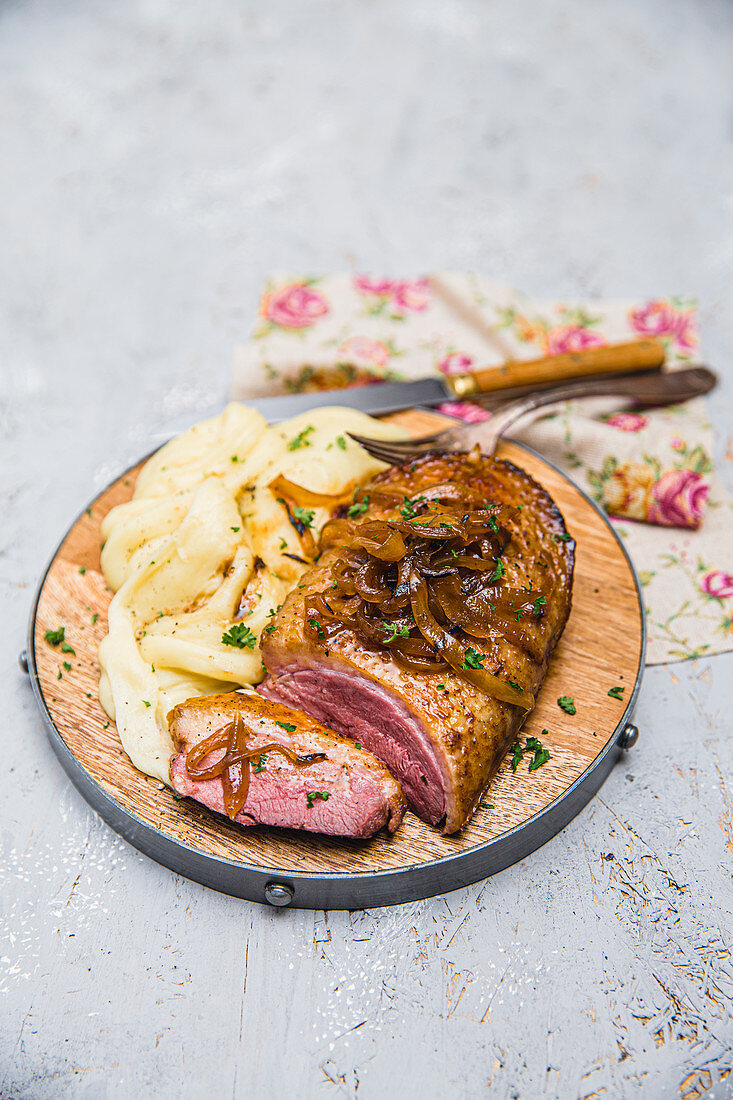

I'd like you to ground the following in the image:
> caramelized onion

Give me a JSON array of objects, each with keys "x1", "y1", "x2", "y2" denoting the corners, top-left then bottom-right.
[
  {"x1": 409, "y1": 572, "x2": 533, "y2": 709},
  {"x1": 305, "y1": 477, "x2": 546, "y2": 708},
  {"x1": 269, "y1": 474, "x2": 355, "y2": 508},
  {"x1": 184, "y1": 712, "x2": 326, "y2": 820}
]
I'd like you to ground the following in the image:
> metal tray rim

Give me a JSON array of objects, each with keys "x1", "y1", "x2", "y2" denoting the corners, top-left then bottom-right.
[{"x1": 25, "y1": 440, "x2": 646, "y2": 909}]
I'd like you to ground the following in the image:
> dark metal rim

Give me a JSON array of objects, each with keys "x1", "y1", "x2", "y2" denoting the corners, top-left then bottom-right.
[{"x1": 26, "y1": 440, "x2": 646, "y2": 910}]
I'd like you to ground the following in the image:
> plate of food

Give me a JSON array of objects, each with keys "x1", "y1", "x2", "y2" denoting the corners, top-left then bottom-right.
[{"x1": 25, "y1": 402, "x2": 644, "y2": 909}]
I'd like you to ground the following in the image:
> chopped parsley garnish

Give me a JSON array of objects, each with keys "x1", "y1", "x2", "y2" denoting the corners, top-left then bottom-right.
[
  {"x1": 253, "y1": 754, "x2": 267, "y2": 773},
  {"x1": 276, "y1": 720, "x2": 297, "y2": 733},
  {"x1": 44, "y1": 627, "x2": 65, "y2": 646},
  {"x1": 79, "y1": 566, "x2": 86, "y2": 575},
  {"x1": 399, "y1": 498, "x2": 417, "y2": 520},
  {"x1": 554, "y1": 533, "x2": 572, "y2": 542},
  {"x1": 62, "y1": 661, "x2": 72, "y2": 672},
  {"x1": 292, "y1": 506, "x2": 315, "y2": 528},
  {"x1": 355, "y1": 742, "x2": 361, "y2": 750},
  {"x1": 526, "y1": 734, "x2": 551, "y2": 771},
  {"x1": 221, "y1": 623, "x2": 257, "y2": 649},
  {"x1": 436, "y1": 682, "x2": 446, "y2": 690},
  {"x1": 230, "y1": 526, "x2": 240, "y2": 533},
  {"x1": 380, "y1": 623, "x2": 410, "y2": 643},
  {"x1": 61, "y1": 641, "x2": 75, "y2": 655},
  {"x1": 461, "y1": 647, "x2": 486, "y2": 670},
  {"x1": 336, "y1": 435, "x2": 347, "y2": 450},
  {"x1": 348, "y1": 496, "x2": 369, "y2": 518},
  {"x1": 488, "y1": 559, "x2": 505, "y2": 583},
  {"x1": 533, "y1": 595, "x2": 546, "y2": 614},
  {"x1": 557, "y1": 696, "x2": 576, "y2": 715},
  {"x1": 288, "y1": 425, "x2": 315, "y2": 451},
  {"x1": 510, "y1": 742, "x2": 525, "y2": 772},
  {"x1": 608, "y1": 685, "x2": 625, "y2": 700},
  {"x1": 514, "y1": 609, "x2": 524, "y2": 621},
  {"x1": 306, "y1": 791, "x2": 330, "y2": 808},
  {"x1": 507, "y1": 680, "x2": 523, "y2": 693},
  {"x1": 230, "y1": 454, "x2": 240, "y2": 463},
  {"x1": 143, "y1": 700, "x2": 151, "y2": 708},
  {"x1": 57, "y1": 670, "x2": 62, "y2": 680},
  {"x1": 308, "y1": 617, "x2": 325, "y2": 640},
  {"x1": 511, "y1": 733, "x2": 551, "y2": 772},
  {"x1": 279, "y1": 536, "x2": 288, "y2": 550},
  {"x1": 487, "y1": 515, "x2": 499, "y2": 532},
  {"x1": 91, "y1": 612, "x2": 99, "y2": 625},
  {"x1": 264, "y1": 623, "x2": 277, "y2": 634}
]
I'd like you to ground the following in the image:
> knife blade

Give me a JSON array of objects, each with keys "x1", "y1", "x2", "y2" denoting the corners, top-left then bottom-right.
[{"x1": 248, "y1": 377, "x2": 452, "y2": 423}]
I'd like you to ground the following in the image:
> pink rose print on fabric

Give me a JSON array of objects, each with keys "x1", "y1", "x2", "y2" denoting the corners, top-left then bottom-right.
[
  {"x1": 261, "y1": 283, "x2": 329, "y2": 328},
  {"x1": 338, "y1": 336, "x2": 390, "y2": 368},
  {"x1": 437, "y1": 401, "x2": 492, "y2": 424},
  {"x1": 547, "y1": 326, "x2": 605, "y2": 355},
  {"x1": 700, "y1": 571, "x2": 733, "y2": 600},
  {"x1": 352, "y1": 276, "x2": 395, "y2": 296},
  {"x1": 605, "y1": 412, "x2": 649, "y2": 433},
  {"x1": 670, "y1": 437, "x2": 685, "y2": 451},
  {"x1": 647, "y1": 469, "x2": 709, "y2": 529},
  {"x1": 353, "y1": 276, "x2": 431, "y2": 313},
  {"x1": 629, "y1": 300, "x2": 697, "y2": 351},
  {"x1": 391, "y1": 279, "x2": 431, "y2": 312},
  {"x1": 438, "y1": 352, "x2": 474, "y2": 376}
]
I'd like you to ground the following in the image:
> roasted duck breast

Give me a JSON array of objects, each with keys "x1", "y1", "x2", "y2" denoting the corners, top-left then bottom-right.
[{"x1": 261, "y1": 451, "x2": 574, "y2": 833}]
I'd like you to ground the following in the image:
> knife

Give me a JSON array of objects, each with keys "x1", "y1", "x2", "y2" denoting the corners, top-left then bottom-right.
[{"x1": 247, "y1": 339, "x2": 665, "y2": 423}]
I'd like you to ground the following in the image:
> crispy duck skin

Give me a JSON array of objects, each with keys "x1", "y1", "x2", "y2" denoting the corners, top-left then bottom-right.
[
  {"x1": 260, "y1": 453, "x2": 574, "y2": 834},
  {"x1": 169, "y1": 692, "x2": 405, "y2": 837}
]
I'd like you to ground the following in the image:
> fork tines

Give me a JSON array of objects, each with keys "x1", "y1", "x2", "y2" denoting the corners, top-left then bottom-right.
[{"x1": 347, "y1": 431, "x2": 447, "y2": 465}]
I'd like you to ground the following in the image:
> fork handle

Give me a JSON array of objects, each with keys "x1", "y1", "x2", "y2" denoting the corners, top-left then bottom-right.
[{"x1": 446, "y1": 339, "x2": 665, "y2": 398}]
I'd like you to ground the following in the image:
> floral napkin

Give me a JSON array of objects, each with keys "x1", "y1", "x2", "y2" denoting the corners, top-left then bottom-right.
[{"x1": 232, "y1": 273, "x2": 733, "y2": 664}]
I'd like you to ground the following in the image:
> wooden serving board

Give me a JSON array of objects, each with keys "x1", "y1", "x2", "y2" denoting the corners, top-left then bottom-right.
[{"x1": 29, "y1": 417, "x2": 644, "y2": 904}]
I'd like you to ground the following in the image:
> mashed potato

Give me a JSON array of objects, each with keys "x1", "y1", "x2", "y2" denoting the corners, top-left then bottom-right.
[{"x1": 98, "y1": 403, "x2": 405, "y2": 783}]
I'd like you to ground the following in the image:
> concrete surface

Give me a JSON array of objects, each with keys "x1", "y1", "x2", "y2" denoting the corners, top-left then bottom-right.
[{"x1": 1, "y1": 1, "x2": 732, "y2": 1097}]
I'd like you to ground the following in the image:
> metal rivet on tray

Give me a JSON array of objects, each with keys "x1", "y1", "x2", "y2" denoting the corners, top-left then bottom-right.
[
  {"x1": 620, "y1": 723, "x2": 639, "y2": 751},
  {"x1": 264, "y1": 882, "x2": 294, "y2": 907},
  {"x1": 18, "y1": 649, "x2": 29, "y2": 675}
]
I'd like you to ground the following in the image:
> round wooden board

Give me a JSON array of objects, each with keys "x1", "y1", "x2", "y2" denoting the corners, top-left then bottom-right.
[{"x1": 27, "y1": 422, "x2": 644, "y2": 910}]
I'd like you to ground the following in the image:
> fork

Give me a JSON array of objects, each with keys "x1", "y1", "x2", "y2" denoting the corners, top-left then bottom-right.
[{"x1": 347, "y1": 367, "x2": 716, "y2": 465}]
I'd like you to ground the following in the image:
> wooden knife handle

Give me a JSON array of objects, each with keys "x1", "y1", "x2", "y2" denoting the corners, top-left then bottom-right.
[{"x1": 446, "y1": 338, "x2": 666, "y2": 398}]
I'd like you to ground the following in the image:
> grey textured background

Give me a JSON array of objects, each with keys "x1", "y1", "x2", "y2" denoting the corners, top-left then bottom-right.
[{"x1": 2, "y1": 1, "x2": 732, "y2": 1097}]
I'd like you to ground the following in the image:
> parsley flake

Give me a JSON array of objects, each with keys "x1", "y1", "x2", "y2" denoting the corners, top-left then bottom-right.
[
  {"x1": 336, "y1": 435, "x2": 347, "y2": 450},
  {"x1": 288, "y1": 425, "x2": 315, "y2": 451},
  {"x1": 221, "y1": 623, "x2": 257, "y2": 649},
  {"x1": 305, "y1": 791, "x2": 330, "y2": 808},
  {"x1": 63, "y1": 661, "x2": 72, "y2": 672},
  {"x1": 554, "y1": 533, "x2": 572, "y2": 542},
  {"x1": 348, "y1": 496, "x2": 369, "y2": 518},
  {"x1": 557, "y1": 696, "x2": 576, "y2": 715},
  {"x1": 488, "y1": 559, "x2": 505, "y2": 583},
  {"x1": 292, "y1": 506, "x2": 315, "y2": 528},
  {"x1": 276, "y1": 720, "x2": 297, "y2": 733},
  {"x1": 44, "y1": 627, "x2": 65, "y2": 646},
  {"x1": 533, "y1": 595, "x2": 546, "y2": 614},
  {"x1": 380, "y1": 623, "x2": 410, "y2": 643},
  {"x1": 461, "y1": 647, "x2": 486, "y2": 670},
  {"x1": 143, "y1": 700, "x2": 151, "y2": 708},
  {"x1": 61, "y1": 641, "x2": 75, "y2": 655},
  {"x1": 253, "y1": 754, "x2": 267, "y2": 773},
  {"x1": 308, "y1": 617, "x2": 325, "y2": 640},
  {"x1": 608, "y1": 685, "x2": 625, "y2": 700}
]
